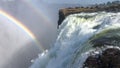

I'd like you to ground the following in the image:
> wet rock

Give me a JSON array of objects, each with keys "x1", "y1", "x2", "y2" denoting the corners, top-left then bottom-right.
[
  {"x1": 83, "y1": 48, "x2": 120, "y2": 68},
  {"x1": 58, "y1": 10, "x2": 66, "y2": 28},
  {"x1": 83, "y1": 55, "x2": 101, "y2": 68}
]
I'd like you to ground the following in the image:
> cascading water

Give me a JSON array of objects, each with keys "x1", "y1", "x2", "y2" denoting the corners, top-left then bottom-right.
[{"x1": 30, "y1": 12, "x2": 120, "y2": 68}]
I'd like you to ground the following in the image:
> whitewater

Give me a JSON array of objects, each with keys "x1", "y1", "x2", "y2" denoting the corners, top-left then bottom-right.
[{"x1": 30, "y1": 12, "x2": 120, "y2": 68}]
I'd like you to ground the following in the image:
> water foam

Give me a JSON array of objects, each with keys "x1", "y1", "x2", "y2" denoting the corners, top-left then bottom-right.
[{"x1": 30, "y1": 12, "x2": 120, "y2": 68}]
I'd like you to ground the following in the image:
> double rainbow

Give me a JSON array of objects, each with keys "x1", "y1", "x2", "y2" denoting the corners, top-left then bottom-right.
[{"x1": 0, "y1": 10, "x2": 44, "y2": 51}]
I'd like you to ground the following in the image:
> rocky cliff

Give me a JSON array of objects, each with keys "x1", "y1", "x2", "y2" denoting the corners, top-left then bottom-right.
[
  {"x1": 57, "y1": 1, "x2": 120, "y2": 68},
  {"x1": 58, "y1": 2, "x2": 120, "y2": 27}
]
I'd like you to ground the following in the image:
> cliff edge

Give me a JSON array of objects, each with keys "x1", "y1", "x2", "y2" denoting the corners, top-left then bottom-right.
[{"x1": 58, "y1": 1, "x2": 120, "y2": 27}]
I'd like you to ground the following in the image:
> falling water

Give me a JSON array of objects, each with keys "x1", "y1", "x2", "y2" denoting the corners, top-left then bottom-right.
[{"x1": 30, "y1": 12, "x2": 120, "y2": 68}]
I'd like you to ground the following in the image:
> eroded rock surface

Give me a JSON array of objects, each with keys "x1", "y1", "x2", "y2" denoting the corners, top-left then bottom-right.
[{"x1": 83, "y1": 48, "x2": 120, "y2": 68}]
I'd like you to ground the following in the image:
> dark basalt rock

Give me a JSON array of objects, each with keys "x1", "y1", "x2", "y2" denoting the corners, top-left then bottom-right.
[
  {"x1": 83, "y1": 29, "x2": 120, "y2": 68},
  {"x1": 58, "y1": 10, "x2": 66, "y2": 27},
  {"x1": 83, "y1": 48, "x2": 120, "y2": 68}
]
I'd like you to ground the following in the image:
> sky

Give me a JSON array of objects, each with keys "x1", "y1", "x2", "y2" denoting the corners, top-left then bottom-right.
[{"x1": 43, "y1": 0, "x2": 118, "y2": 4}]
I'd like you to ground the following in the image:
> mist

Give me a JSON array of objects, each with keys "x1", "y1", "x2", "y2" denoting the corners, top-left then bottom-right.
[{"x1": 0, "y1": 0, "x2": 118, "y2": 68}]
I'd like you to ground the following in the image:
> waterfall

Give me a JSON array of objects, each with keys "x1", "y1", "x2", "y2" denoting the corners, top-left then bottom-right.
[{"x1": 30, "y1": 12, "x2": 120, "y2": 68}]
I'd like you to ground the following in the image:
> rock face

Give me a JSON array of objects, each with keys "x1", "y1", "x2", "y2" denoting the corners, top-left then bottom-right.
[
  {"x1": 83, "y1": 48, "x2": 120, "y2": 68},
  {"x1": 58, "y1": 1, "x2": 120, "y2": 27},
  {"x1": 83, "y1": 29, "x2": 120, "y2": 68},
  {"x1": 58, "y1": 10, "x2": 66, "y2": 26}
]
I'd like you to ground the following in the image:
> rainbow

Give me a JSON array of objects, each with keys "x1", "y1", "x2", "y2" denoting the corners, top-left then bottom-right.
[
  {"x1": 21, "y1": 0, "x2": 55, "y2": 27},
  {"x1": 0, "y1": 10, "x2": 44, "y2": 51}
]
